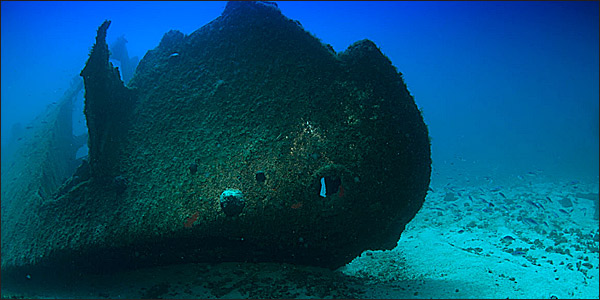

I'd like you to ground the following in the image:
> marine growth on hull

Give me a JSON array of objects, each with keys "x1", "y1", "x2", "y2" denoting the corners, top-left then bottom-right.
[{"x1": 0, "y1": 1, "x2": 431, "y2": 275}]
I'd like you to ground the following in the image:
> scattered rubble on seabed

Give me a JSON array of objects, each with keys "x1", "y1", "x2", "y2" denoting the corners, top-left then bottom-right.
[{"x1": 343, "y1": 179, "x2": 599, "y2": 299}]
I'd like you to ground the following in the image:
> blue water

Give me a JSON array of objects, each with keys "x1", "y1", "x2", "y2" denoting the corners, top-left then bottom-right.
[{"x1": 1, "y1": 1, "x2": 598, "y2": 298}]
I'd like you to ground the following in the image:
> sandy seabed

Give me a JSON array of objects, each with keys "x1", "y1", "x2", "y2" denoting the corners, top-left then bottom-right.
[{"x1": 2, "y1": 179, "x2": 598, "y2": 299}]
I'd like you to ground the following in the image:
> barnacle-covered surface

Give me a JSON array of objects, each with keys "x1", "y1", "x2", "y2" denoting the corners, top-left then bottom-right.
[{"x1": 1, "y1": 1, "x2": 430, "y2": 276}]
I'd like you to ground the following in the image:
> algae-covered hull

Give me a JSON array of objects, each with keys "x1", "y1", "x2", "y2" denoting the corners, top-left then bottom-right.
[{"x1": 1, "y1": 1, "x2": 431, "y2": 274}]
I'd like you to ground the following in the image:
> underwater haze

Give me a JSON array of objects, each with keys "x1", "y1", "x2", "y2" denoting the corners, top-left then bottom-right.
[
  {"x1": 2, "y1": 1, "x2": 598, "y2": 183},
  {"x1": 1, "y1": 1, "x2": 599, "y2": 299}
]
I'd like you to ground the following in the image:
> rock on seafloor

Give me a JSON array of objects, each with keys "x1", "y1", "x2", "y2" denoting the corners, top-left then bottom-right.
[{"x1": 0, "y1": 1, "x2": 431, "y2": 275}]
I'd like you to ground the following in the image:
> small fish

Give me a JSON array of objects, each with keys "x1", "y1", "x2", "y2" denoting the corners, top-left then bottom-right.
[
  {"x1": 559, "y1": 209, "x2": 569, "y2": 214},
  {"x1": 523, "y1": 217, "x2": 538, "y2": 225},
  {"x1": 502, "y1": 235, "x2": 515, "y2": 241},
  {"x1": 525, "y1": 199, "x2": 539, "y2": 209},
  {"x1": 512, "y1": 251, "x2": 526, "y2": 256},
  {"x1": 468, "y1": 195, "x2": 473, "y2": 201},
  {"x1": 546, "y1": 196, "x2": 553, "y2": 203},
  {"x1": 428, "y1": 187, "x2": 435, "y2": 192},
  {"x1": 499, "y1": 192, "x2": 506, "y2": 199},
  {"x1": 535, "y1": 202, "x2": 545, "y2": 210},
  {"x1": 490, "y1": 187, "x2": 502, "y2": 192}
]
